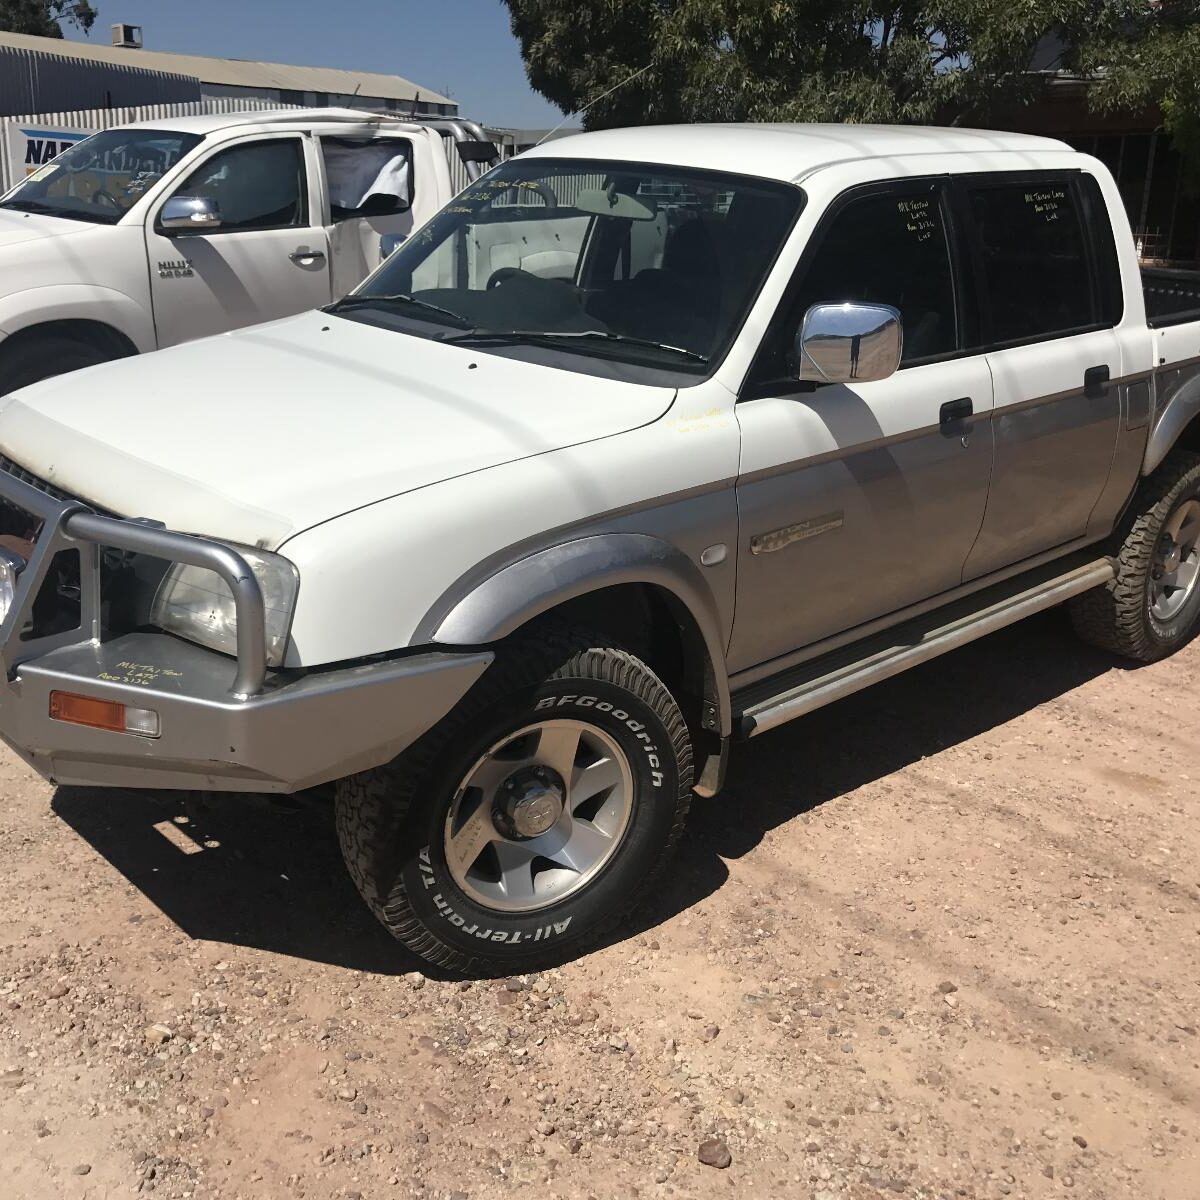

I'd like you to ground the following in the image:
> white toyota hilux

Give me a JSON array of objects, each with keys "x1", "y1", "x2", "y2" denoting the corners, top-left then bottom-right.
[
  {"x1": 1, "y1": 123, "x2": 1199, "y2": 975},
  {"x1": 0, "y1": 108, "x2": 497, "y2": 389}
]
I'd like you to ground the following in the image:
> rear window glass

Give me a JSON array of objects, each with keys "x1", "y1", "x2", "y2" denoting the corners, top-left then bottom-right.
[{"x1": 967, "y1": 181, "x2": 1095, "y2": 345}]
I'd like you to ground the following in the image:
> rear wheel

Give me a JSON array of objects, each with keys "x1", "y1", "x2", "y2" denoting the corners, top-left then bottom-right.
[
  {"x1": 1070, "y1": 450, "x2": 1200, "y2": 661},
  {"x1": 1, "y1": 334, "x2": 116, "y2": 390},
  {"x1": 334, "y1": 627, "x2": 693, "y2": 976}
]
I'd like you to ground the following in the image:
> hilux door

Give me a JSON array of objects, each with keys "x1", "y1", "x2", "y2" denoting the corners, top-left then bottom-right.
[
  {"x1": 731, "y1": 178, "x2": 995, "y2": 673},
  {"x1": 957, "y1": 172, "x2": 1124, "y2": 579},
  {"x1": 146, "y1": 134, "x2": 332, "y2": 347}
]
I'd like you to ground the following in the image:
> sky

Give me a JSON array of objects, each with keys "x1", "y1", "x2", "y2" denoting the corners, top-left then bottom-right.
[{"x1": 64, "y1": 0, "x2": 565, "y2": 129}]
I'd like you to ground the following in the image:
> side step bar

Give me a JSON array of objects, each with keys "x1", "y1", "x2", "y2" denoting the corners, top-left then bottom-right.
[{"x1": 739, "y1": 559, "x2": 1115, "y2": 739}]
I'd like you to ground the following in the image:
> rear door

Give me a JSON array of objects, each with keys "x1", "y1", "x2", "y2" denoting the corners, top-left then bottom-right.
[
  {"x1": 145, "y1": 134, "x2": 332, "y2": 347},
  {"x1": 317, "y1": 133, "x2": 417, "y2": 299},
  {"x1": 957, "y1": 172, "x2": 1124, "y2": 579}
]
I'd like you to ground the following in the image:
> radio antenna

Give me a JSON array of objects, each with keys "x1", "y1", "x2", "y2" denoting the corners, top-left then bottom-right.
[{"x1": 535, "y1": 62, "x2": 654, "y2": 146}]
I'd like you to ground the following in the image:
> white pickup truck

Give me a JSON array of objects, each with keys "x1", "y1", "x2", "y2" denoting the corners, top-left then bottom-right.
[
  {"x1": 0, "y1": 108, "x2": 497, "y2": 389},
  {"x1": 1, "y1": 124, "x2": 1200, "y2": 976}
]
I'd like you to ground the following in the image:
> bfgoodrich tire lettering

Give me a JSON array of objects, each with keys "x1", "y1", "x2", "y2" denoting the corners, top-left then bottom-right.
[
  {"x1": 335, "y1": 626, "x2": 692, "y2": 975},
  {"x1": 1070, "y1": 449, "x2": 1200, "y2": 661}
]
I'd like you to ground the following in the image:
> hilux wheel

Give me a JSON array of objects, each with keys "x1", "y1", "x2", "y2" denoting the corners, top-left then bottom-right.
[
  {"x1": 334, "y1": 627, "x2": 693, "y2": 975},
  {"x1": 1, "y1": 334, "x2": 115, "y2": 390},
  {"x1": 1070, "y1": 449, "x2": 1200, "y2": 661}
]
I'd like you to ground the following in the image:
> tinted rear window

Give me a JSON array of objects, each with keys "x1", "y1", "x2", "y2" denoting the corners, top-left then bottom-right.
[{"x1": 967, "y1": 180, "x2": 1095, "y2": 345}]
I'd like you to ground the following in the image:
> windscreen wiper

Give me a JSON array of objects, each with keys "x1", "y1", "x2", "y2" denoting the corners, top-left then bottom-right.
[
  {"x1": 0, "y1": 200, "x2": 60, "y2": 215},
  {"x1": 326, "y1": 293, "x2": 474, "y2": 328},
  {"x1": 438, "y1": 328, "x2": 709, "y2": 364}
]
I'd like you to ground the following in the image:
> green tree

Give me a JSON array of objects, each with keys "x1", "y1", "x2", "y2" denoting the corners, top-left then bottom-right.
[
  {"x1": 501, "y1": 2, "x2": 1193, "y2": 134},
  {"x1": 1084, "y1": 2, "x2": 1200, "y2": 182},
  {"x1": 0, "y1": 0, "x2": 97, "y2": 38}
]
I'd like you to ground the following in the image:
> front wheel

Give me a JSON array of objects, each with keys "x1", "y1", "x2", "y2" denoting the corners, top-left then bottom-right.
[
  {"x1": 1070, "y1": 449, "x2": 1200, "y2": 661},
  {"x1": 1, "y1": 334, "x2": 116, "y2": 390},
  {"x1": 335, "y1": 628, "x2": 693, "y2": 975}
]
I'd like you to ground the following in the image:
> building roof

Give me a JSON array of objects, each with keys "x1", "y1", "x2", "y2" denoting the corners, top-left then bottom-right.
[
  {"x1": 0, "y1": 30, "x2": 453, "y2": 105},
  {"x1": 521, "y1": 123, "x2": 1072, "y2": 183}
]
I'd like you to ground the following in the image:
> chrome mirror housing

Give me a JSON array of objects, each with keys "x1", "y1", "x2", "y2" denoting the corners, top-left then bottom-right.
[
  {"x1": 159, "y1": 195, "x2": 222, "y2": 234},
  {"x1": 794, "y1": 302, "x2": 903, "y2": 384}
]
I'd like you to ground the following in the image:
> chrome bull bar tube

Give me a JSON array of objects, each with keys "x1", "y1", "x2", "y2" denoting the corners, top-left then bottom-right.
[{"x1": 64, "y1": 513, "x2": 268, "y2": 700}]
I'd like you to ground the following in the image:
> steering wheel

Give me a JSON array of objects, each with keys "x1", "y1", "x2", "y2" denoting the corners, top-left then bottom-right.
[
  {"x1": 487, "y1": 267, "x2": 542, "y2": 290},
  {"x1": 91, "y1": 189, "x2": 121, "y2": 212}
]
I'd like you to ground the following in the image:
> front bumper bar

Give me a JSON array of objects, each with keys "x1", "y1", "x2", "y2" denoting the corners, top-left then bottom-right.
[
  {"x1": 0, "y1": 464, "x2": 492, "y2": 791},
  {"x1": 2, "y1": 632, "x2": 491, "y2": 792}
]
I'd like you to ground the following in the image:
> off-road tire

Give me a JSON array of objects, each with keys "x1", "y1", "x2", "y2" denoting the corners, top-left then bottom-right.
[
  {"x1": 1, "y1": 334, "x2": 117, "y2": 391},
  {"x1": 334, "y1": 626, "x2": 692, "y2": 976},
  {"x1": 1070, "y1": 449, "x2": 1200, "y2": 661}
]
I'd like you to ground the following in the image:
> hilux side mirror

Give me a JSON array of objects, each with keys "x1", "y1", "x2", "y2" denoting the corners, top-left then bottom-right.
[
  {"x1": 159, "y1": 195, "x2": 223, "y2": 235},
  {"x1": 794, "y1": 302, "x2": 903, "y2": 384}
]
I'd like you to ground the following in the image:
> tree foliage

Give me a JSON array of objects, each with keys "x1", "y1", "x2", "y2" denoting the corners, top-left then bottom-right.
[
  {"x1": 1084, "y1": 2, "x2": 1200, "y2": 176},
  {"x1": 502, "y1": 2, "x2": 1197, "y2": 139},
  {"x1": 0, "y1": 1, "x2": 97, "y2": 38}
]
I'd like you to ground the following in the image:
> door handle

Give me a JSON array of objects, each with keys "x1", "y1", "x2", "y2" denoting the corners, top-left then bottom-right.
[
  {"x1": 1084, "y1": 364, "x2": 1111, "y2": 399},
  {"x1": 939, "y1": 397, "x2": 973, "y2": 436},
  {"x1": 289, "y1": 249, "x2": 326, "y2": 264}
]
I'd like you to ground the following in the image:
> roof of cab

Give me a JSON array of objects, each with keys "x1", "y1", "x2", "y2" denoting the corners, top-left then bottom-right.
[
  {"x1": 116, "y1": 107, "x2": 434, "y2": 137},
  {"x1": 518, "y1": 123, "x2": 1073, "y2": 183}
]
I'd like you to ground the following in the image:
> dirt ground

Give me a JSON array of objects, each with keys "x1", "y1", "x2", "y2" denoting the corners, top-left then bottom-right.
[{"x1": 1, "y1": 610, "x2": 1198, "y2": 1200}]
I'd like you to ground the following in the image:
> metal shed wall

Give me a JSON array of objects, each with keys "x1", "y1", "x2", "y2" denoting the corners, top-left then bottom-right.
[{"x1": 0, "y1": 44, "x2": 199, "y2": 117}]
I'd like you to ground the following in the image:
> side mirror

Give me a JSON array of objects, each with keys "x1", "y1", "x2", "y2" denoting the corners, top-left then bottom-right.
[
  {"x1": 794, "y1": 302, "x2": 903, "y2": 384},
  {"x1": 159, "y1": 195, "x2": 222, "y2": 234}
]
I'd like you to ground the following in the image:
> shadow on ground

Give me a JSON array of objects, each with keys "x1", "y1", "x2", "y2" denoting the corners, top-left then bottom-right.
[{"x1": 52, "y1": 610, "x2": 1124, "y2": 977}]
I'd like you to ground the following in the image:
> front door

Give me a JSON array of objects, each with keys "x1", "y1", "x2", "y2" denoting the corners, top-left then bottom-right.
[
  {"x1": 731, "y1": 179, "x2": 994, "y2": 674},
  {"x1": 146, "y1": 135, "x2": 332, "y2": 348}
]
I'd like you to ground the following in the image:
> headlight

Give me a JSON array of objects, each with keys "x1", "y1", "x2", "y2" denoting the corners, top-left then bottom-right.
[
  {"x1": 0, "y1": 546, "x2": 25, "y2": 626},
  {"x1": 150, "y1": 545, "x2": 299, "y2": 667}
]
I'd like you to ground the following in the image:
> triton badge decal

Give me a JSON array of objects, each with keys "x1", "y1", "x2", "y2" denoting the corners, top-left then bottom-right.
[{"x1": 751, "y1": 511, "x2": 844, "y2": 555}]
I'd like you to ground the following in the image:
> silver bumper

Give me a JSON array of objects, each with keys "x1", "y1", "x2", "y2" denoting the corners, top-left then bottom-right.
[{"x1": 0, "y1": 465, "x2": 492, "y2": 791}]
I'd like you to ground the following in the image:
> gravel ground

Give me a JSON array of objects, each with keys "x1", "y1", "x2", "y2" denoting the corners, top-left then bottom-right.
[{"x1": 1, "y1": 610, "x2": 1198, "y2": 1200}]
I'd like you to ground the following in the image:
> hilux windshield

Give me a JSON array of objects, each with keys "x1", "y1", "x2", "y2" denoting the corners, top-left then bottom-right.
[
  {"x1": 330, "y1": 158, "x2": 803, "y2": 377},
  {"x1": 0, "y1": 128, "x2": 202, "y2": 225}
]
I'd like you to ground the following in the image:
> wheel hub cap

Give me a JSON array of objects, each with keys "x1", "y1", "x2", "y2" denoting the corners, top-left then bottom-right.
[
  {"x1": 1151, "y1": 498, "x2": 1200, "y2": 622},
  {"x1": 444, "y1": 719, "x2": 635, "y2": 914},
  {"x1": 498, "y1": 768, "x2": 565, "y2": 838}
]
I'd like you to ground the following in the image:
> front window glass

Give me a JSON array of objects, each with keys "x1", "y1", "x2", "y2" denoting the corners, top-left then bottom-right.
[
  {"x1": 170, "y1": 138, "x2": 307, "y2": 232},
  {"x1": 0, "y1": 128, "x2": 202, "y2": 225},
  {"x1": 332, "y1": 158, "x2": 802, "y2": 376},
  {"x1": 791, "y1": 186, "x2": 959, "y2": 368}
]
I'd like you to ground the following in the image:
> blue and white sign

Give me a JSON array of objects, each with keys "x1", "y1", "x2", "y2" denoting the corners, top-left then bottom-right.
[{"x1": 6, "y1": 124, "x2": 90, "y2": 183}]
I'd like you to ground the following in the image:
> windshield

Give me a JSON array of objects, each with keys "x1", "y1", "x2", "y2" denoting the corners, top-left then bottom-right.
[
  {"x1": 0, "y1": 128, "x2": 203, "y2": 225},
  {"x1": 333, "y1": 157, "x2": 802, "y2": 375}
]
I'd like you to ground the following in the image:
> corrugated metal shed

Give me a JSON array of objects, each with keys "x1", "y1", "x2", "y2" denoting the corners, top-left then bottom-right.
[
  {"x1": 0, "y1": 31, "x2": 454, "y2": 107},
  {"x1": 0, "y1": 39, "x2": 199, "y2": 116}
]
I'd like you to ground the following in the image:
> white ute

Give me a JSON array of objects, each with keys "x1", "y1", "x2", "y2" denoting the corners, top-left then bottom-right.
[
  {"x1": 1, "y1": 123, "x2": 1200, "y2": 976},
  {"x1": 0, "y1": 108, "x2": 497, "y2": 389}
]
